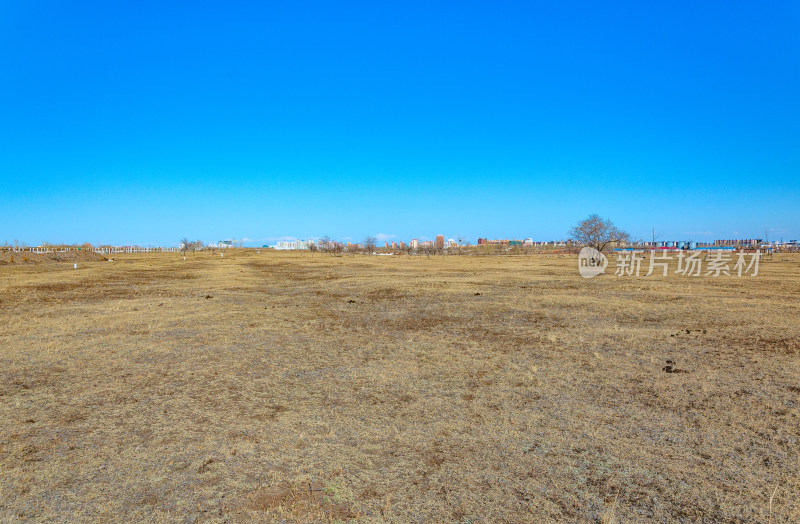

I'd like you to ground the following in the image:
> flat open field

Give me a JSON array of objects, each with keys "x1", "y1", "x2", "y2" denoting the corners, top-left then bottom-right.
[{"x1": 1, "y1": 250, "x2": 799, "y2": 522}]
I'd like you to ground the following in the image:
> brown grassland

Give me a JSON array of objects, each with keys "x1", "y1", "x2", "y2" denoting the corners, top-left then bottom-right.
[{"x1": 1, "y1": 250, "x2": 798, "y2": 522}]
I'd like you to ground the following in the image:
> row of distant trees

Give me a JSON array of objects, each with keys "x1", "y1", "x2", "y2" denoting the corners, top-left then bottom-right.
[
  {"x1": 306, "y1": 215, "x2": 629, "y2": 257},
  {"x1": 309, "y1": 236, "x2": 529, "y2": 257},
  {"x1": 2, "y1": 217, "x2": 626, "y2": 257},
  {"x1": 180, "y1": 238, "x2": 205, "y2": 255},
  {"x1": 5, "y1": 217, "x2": 787, "y2": 257},
  {"x1": 1, "y1": 241, "x2": 96, "y2": 250}
]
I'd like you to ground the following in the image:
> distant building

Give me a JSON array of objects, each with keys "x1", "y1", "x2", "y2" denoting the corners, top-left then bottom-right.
[
  {"x1": 436, "y1": 235, "x2": 444, "y2": 249},
  {"x1": 206, "y1": 241, "x2": 233, "y2": 249},
  {"x1": 275, "y1": 239, "x2": 315, "y2": 250},
  {"x1": 411, "y1": 239, "x2": 419, "y2": 249},
  {"x1": 713, "y1": 238, "x2": 763, "y2": 247},
  {"x1": 485, "y1": 239, "x2": 511, "y2": 245}
]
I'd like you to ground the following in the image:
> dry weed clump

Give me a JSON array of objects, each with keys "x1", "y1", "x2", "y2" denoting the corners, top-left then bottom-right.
[{"x1": 0, "y1": 250, "x2": 798, "y2": 522}]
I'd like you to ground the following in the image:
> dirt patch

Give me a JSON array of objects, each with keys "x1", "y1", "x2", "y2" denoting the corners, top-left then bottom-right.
[
  {"x1": 366, "y1": 287, "x2": 408, "y2": 301},
  {"x1": 0, "y1": 250, "x2": 106, "y2": 265},
  {"x1": 241, "y1": 481, "x2": 357, "y2": 521}
]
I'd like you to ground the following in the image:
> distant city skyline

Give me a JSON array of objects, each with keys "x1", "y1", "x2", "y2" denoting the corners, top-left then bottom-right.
[
  {"x1": 2, "y1": 225, "x2": 798, "y2": 249},
  {"x1": 18, "y1": 232, "x2": 781, "y2": 250},
  {"x1": 2, "y1": 2, "x2": 798, "y2": 246}
]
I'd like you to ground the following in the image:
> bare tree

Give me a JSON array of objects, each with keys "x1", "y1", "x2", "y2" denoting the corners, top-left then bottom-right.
[
  {"x1": 318, "y1": 235, "x2": 332, "y2": 255},
  {"x1": 569, "y1": 214, "x2": 630, "y2": 252},
  {"x1": 420, "y1": 244, "x2": 435, "y2": 258},
  {"x1": 456, "y1": 235, "x2": 465, "y2": 255},
  {"x1": 181, "y1": 239, "x2": 204, "y2": 254},
  {"x1": 364, "y1": 236, "x2": 377, "y2": 255},
  {"x1": 190, "y1": 240, "x2": 204, "y2": 253}
]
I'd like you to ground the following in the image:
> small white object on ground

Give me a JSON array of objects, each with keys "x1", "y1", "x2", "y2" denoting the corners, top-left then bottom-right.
[{"x1": 74, "y1": 263, "x2": 77, "y2": 269}]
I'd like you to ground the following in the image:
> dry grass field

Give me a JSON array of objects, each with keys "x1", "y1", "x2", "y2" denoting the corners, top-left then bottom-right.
[{"x1": 1, "y1": 250, "x2": 798, "y2": 523}]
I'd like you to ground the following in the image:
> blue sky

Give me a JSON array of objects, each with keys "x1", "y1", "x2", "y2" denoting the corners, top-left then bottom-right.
[{"x1": 1, "y1": 1, "x2": 798, "y2": 246}]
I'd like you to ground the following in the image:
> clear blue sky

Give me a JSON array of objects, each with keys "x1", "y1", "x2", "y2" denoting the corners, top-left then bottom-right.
[{"x1": 2, "y1": 1, "x2": 798, "y2": 246}]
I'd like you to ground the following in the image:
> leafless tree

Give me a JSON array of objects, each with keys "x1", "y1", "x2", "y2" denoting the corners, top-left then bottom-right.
[
  {"x1": 456, "y1": 235, "x2": 465, "y2": 255},
  {"x1": 364, "y1": 236, "x2": 377, "y2": 255},
  {"x1": 318, "y1": 235, "x2": 332, "y2": 254},
  {"x1": 569, "y1": 214, "x2": 630, "y2": 252},
  {"x1": 181, "y1": 239, "x2": 204, "y2": 254}
]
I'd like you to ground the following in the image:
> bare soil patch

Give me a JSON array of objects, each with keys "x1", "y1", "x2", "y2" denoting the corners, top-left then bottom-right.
[{"x1": 0, "y1": 250, "x2": 106, "y2": 265}]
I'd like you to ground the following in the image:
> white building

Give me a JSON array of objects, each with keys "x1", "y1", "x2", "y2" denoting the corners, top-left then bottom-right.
[{"x1": 275, "y1": 239, "x2": 315, "y2": 250}]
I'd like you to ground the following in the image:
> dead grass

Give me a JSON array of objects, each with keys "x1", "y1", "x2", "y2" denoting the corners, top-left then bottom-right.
[
  {"x1": 0, "y1": 249, "x2": 106, "y2": 266},
  {"x1": 1, "y1": 250, "x2": 799, "y2": 522}
]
